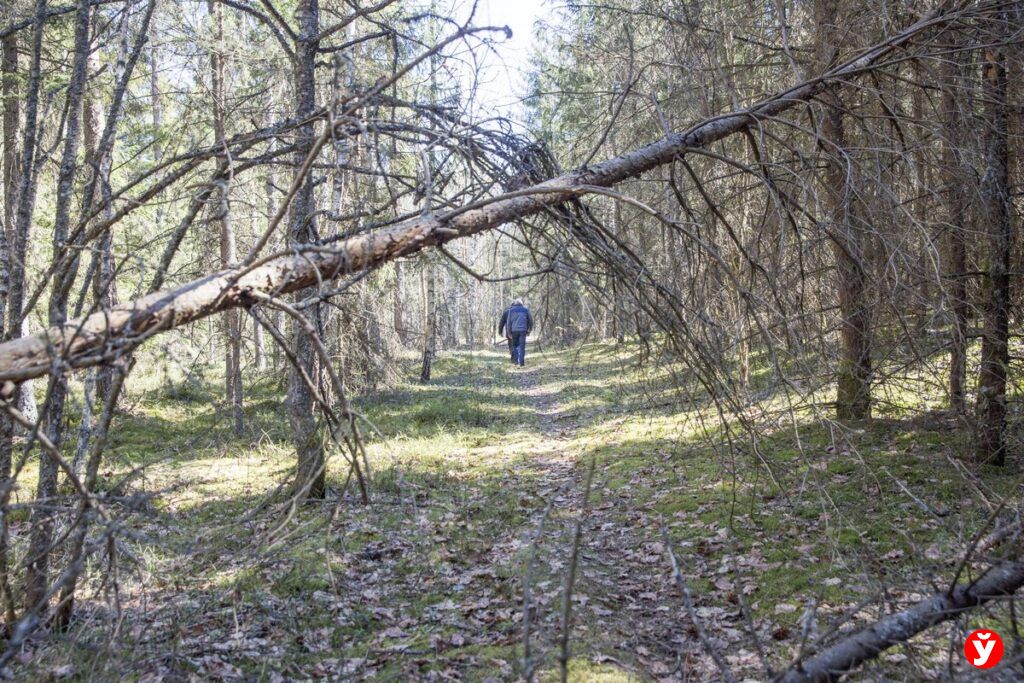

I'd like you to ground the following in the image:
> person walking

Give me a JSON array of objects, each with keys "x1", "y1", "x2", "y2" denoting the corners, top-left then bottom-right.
[
  {"x1": 498, "y1": 299, "x2": 533, "y2": 367},
  {"x1": 499, "y1": 303, "x2": 515, "y2": 362}
]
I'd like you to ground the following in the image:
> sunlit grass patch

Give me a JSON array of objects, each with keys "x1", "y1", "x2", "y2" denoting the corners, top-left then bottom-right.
[
  {"x1": 10, "y1": 337, "x2": 1024, "y2": 681},
  {"x1": 538, "y1": 657, "x2": 635, "y2": 681},
  {"x1": 543, "y1": 338, "x2": 1022, "y2": 654}
]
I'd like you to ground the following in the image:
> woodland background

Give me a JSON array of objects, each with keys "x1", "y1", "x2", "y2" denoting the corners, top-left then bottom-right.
[{"x1": 0, "y1": 0, "x2": 1022, "y2": 680}]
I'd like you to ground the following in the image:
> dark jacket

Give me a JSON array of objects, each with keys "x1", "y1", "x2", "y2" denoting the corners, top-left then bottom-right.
[{"x1": 499, "y1": 304, "x2": 533, "y2": 336}]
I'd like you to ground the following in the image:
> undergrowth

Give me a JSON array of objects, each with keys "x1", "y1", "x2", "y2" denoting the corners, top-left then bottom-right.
[{"x1": 8, "y1": 341, "x2": 1022, "y2": 681}]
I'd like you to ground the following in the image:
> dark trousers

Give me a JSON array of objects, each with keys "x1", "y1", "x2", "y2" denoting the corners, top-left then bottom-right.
[
  {"x1": 510, "y1": 331, "x2": 527, "y2": 366},
  {"x1": 506, "y1": 336, "x2": 515, "y2": 361}
]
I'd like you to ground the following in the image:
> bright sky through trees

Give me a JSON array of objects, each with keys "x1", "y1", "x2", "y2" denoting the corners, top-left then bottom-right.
[{"x1": 450, "y1": 0, "x2": 549, "y2": 122}]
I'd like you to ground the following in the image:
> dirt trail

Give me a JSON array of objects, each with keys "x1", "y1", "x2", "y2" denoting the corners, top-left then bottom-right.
[
  {"x1": 89, "y1": 353, "x2": 725, "y2": 682},
  {"x1": 507, "y1": 361, "x2": 712, "y2": 681}
]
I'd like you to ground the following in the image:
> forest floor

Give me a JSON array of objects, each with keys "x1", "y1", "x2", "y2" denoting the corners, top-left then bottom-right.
[{"x1": 11, "y1": 343, "x2": 1023, "y2": 681}]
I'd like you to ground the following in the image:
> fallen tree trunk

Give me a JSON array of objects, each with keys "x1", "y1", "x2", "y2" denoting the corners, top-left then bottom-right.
[
  {"x1": 777, "y1": 560, "x2": 1024, "y2": 682},
  {"x1": 0, "y1": 4, "x2": 966, "y2": 384}
]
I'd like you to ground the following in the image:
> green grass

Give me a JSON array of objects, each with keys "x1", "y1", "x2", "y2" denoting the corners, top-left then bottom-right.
[{"x1": 8, "y1": 340, "x2": 1023, "y2": 680}]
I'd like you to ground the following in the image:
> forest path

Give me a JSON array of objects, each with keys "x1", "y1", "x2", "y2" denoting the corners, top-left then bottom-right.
[
  {"x1": 26, "y1": 346, "x2": 1002, "y2": 682},
  {"x1": 34, "y1": 347, "x2": 733, "y2": 682},
  {"x1": 501, "y1": 354, "x2": 706, "y2": 681}
]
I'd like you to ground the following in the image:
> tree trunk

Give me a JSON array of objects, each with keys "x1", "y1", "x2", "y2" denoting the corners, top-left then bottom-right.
[
  {"x1": 148, "y1": 36, "x2": 167, "y2": 241},
  {"x1": 88, "y1": 0, "x2": 132, "y2": 411},
  {"x1": 53, "y1": 362, "x2": 125, "y2": 631},
  {"x1": 149, "y1": 40, "x2": 162, "y2": 161},
  {"x1": 731, "y1": 247, "x2": 750, "y2": 394},
  {"x1": 393, "y1": 260, "x2": 404, "y2": 342},
  {"x1": 253, "y1": 311, "x2": 266, "y2": 371},
  {"x1": 209, "y1": 0, "x2": 242, "y2": 436},
  {"x1": 0, "y1": 28, "x2": 19, "y2": 629},
  {"x1": 420, "y1": 259, "x2": 436, "y2": 382},
  {"x1": 974, "y1": 39, "x2": 1012, "y2": 465},
  {"x1": 831, "y1": 203, "x2": 872, "y2": 420},
  {"x1": 942, "y1": 49, "x2": 970, "y2": 415},
  {"x1": 816, "y1": 0, "x2": 871, "y2": 420},
  {"x1": 288, "y1": 0, "x2": 325, "y2": 499},
  {"x1": 0, "y1": 6, "x2": 968, "y2": 384},
  {"x1": 467, "y1": 276, "x2": 476, "y2": 346},
  {"x1": 25, "y1": 0, "x2": 91, "y2": 612},
  {"x1": 73, "y1": 39, "x2": 104, "y2": 481},
  {"x1": 7, "y1": 0, "x2": 43, "y2": 425},
  {"x1": 260, "y1": 127, "x2": 277, "y2": 373},
  {"x1": 1, "y1": 34, "x2": 15, "y2": 334}
]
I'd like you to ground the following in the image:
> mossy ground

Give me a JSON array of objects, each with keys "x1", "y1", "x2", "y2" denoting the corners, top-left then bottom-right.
[{"x1": 9, "y1": 341, "x2": 1023, "y2": 681}]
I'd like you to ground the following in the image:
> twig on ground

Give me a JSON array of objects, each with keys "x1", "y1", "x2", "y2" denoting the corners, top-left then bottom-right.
[
  {"x1": 522, "y1": 497, "x2": 554, "y2": 682},
  {"x1": 774, "y1": 560, "x2": 1024, "y2": 682},
  {"x1": 558, "y1": 455, "x2": 595, "y2": 683},
  {"x1": 661, "y1": 523, "x2": 739, "y2": 683}
]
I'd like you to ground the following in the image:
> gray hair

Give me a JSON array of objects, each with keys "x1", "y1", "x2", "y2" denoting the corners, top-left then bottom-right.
[{"x1": 512, "y1": 298, "x2": 523, "y2": 306}]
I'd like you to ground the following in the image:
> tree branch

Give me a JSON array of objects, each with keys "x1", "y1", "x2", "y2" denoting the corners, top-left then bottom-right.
[
  {"x1": 776, "y1": 560, "x2": 1024, "y2": 682},
  {"x1": 0, "y1": 2, "x2": 968, "y2": 383}
]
